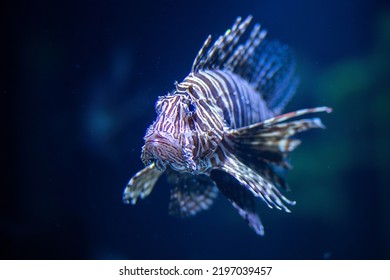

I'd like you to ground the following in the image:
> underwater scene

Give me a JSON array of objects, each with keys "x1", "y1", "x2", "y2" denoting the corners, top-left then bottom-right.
[{"x1": 2, "y1": 0, "x2": 390, "y2": 259}]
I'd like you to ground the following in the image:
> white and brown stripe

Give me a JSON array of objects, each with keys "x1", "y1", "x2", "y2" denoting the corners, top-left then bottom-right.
[{"x1": 123, "y1": 15, "x2": 331, "y2": 236}]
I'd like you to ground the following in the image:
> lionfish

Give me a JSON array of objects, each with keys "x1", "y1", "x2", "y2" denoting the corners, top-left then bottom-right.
[{"x1": 123, "y1": 16, "x2": 331, "y2": 235}]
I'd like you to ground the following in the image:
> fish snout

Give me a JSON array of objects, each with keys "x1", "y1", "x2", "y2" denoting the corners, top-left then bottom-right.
[{"x1": 142, "y1": 132, "x2": 187, "y2": 171}]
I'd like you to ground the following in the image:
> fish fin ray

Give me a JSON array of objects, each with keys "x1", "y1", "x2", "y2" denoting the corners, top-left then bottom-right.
[
  {"x1": 228, "y1": 107, "x2": 331, "y2": 166},
  {"x1": 250, "y1": 41, "x2": 298, "y2": 113},
  {"x1": 212, "y1": 171, "x2": 264, "y2": 235},
  {"x1": 192, "y1": 16, "x2": 254, "y2": 73},
  {"x1": 232, "y1": 202, "x2": 264, "y2": 236},
  {"x1": 123, "y1": 163, "x2": 163, "y2": 204},
  {"x1": 167, "y1": 171, "x2": 218, "y2": 218},
  {"x1": 215, "y1": 152, "x2": 295, "y2": 213},
  {"x1": 248, "y1": 160, "x2": 290, "y2": 191},
  {"x1": 191, "y1": 16, "x2": 298, "y2": 113}
]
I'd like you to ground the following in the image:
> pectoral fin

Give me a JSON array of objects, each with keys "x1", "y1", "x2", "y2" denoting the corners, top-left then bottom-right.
[
  {"x1": 123, "y1": 163, "x2": 163, "y2": 204},
  {"x1": 212, "y1": 171, "x2": 264, "y2": 236},
  {"x1": 167, "y1": 171, "x2": 218, "y2": 218},
  {"x1": 229, "y1": 106, "x2": 332, "y2": 166},
  {"x1": 217, "y1": 153, "x2": 295, "y2": 213}
]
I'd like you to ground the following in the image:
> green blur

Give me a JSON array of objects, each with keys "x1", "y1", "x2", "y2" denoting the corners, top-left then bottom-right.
[{"x1": 288, "y1": 10, "x2": 390, "y2": 256}]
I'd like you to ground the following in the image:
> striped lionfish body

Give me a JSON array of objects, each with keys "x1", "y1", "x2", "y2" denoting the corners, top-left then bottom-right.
[{"x1": 123, "y1": 16, "x2": 331, "y2": 235}]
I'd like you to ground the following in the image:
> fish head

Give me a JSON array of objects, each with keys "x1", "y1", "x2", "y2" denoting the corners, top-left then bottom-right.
[{"x1": 141, "y1": 93, "x2": 224, "y2": 174}]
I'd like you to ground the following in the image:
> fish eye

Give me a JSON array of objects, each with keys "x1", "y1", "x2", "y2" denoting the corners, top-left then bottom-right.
[{"x1": 188, "y1": 103, "x2": 196, "y2": 113}]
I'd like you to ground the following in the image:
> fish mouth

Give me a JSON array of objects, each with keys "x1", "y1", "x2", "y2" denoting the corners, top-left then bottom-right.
[{"x1": 142, "y1": 132, "x2": 189, "y2": 172}]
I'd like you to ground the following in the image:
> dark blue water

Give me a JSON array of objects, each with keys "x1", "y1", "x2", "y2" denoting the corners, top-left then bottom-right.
[{"x1": 2, "y1": 0, "x2": 390, "y2": 259}]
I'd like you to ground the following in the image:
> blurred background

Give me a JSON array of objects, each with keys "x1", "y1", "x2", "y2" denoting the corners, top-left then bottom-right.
[{"x1": 1, "y1": 0, "x2": 390, "y2": 259}]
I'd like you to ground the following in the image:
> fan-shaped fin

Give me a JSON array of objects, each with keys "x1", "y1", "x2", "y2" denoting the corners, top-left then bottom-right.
[
  {"x1": 191, "y1": 15, "x2": 299, "y2": 113},
  {"x1": 123, "y1": 163, "x2": 163, "y2": 204},
  {"x1": 216, "y1": 152, "x2": 296, "y2": 213},
  {"x1": 212, "y1": 171, "x2": 264, "y2": 236},
  {"x1": 250, "y1": 40, "x2": 298, "y2": 114},
  {"x1": 167, "y1": 171, "x2": 218, "y2": 218},
  {"x1": 228, "y1": 107, "x2": 332, "y2": 167}
]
